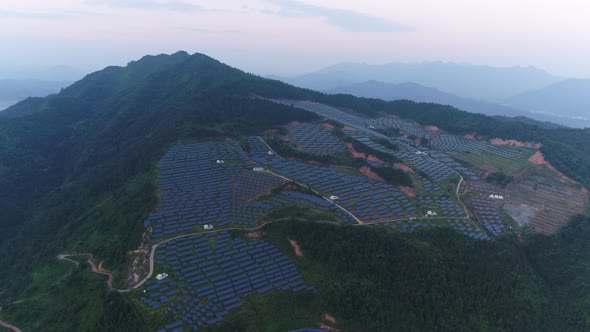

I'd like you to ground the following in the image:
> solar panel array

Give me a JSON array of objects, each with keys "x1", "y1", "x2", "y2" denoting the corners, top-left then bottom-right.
[
  {"x1": 272, "y1": 100, "x2": 386, "y2": 138},
  {"x1": 287, "y1": 123, "x2": 345, "y2": 156},
  {"x1": 373, "y1": 219, "x2": 490, "y2": 240},
  {"x1": 249, "y1": 137, "x2": 417, "y2": 222},
  {"x1": 470, "y1": 197, "x2": 508, "y2": 236},
  {"x1": 367, "y1": 117, "x2": 436, "y2": 138},
  {"x1": 345, "y1": 129, "x2": 456, "y2": 182},
  {"x1": 249, "y1": 190, "x2": 356, "y2": 223},
  {"x1": 143, "y1": 231, "x2": 314, "y2": 331},
  {"x1": 417, "y1": 195, "x2": 464, "y2": 217},
  {"x1": 430, "y1": 135, "x2": 523, "y2": 160},
  {"x1": 144, "y1": 142, "x2": 291, "y2": 239},
  {"x1": 469, "y1": 182, "x2": 499, "y2": 193}
]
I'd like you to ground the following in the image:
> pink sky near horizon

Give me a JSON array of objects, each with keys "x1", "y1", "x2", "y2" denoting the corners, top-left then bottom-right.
[{"x1": 1, "y1": 0, "x2": 589, "y2": 77}]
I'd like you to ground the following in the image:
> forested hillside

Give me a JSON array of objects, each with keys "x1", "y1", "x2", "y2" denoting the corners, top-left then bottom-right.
[
  {"x1": 0, "y1": 51, "x2": 321, "y2": 301},
  {"x1": 1, "y1": 52, "x2": 590, "y2": 331}
]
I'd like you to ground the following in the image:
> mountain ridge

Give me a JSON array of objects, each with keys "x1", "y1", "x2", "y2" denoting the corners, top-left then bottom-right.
[
  {"x1": 326, "y1": 80, "x2": 584, "y2": 128},
  {"x1": 1, "y1": 51, "x2": 590, "y2": 331},
  {"x1": 277, "y1": 61, "x2": 561, "y2": 100},
  {"x1": 504, "y1": 78, "x2": 590, "y2": 121}
]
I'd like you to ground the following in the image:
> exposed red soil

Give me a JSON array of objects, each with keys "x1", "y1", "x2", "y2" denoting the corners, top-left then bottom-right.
[
  {"x1": 289, "y1": 239, "x2": 303, "y2": 256},
  {"x1": 342, "y1": 126, "x2": 355, "y2": 130},
  {"x1": 323, "y1": 313, "x2": 337, "y2": 323},
  {"x1": 321, "y1": 122, "x2": 335, "y2": 130},
  {"x1": 425, "y1": 125, "x2": 440, "y2": 131},
  {"x1": 528, "y1": 150, "x2": 545, "y2": 165},
  {"x1": 345, "y1": 143, "x2": 386, "y2": 163},
  {"x1": 464, "y1": 133, "x2": 476, "y2": 139},
  {"x1": 245, "y1": 231, "x2": 263, "y2": 240},
  {"x1": 400, "y1": 186, "x2": 415, "y2": 197},
  {"x1": 394, "y1": 162, "x2": 415, "y2": 174},
  {"x1": 529, "y1": 151, "x2": 588, "y2": 193},
  {"x1": 490, "y1": 138, "x2": 542, "y2": 149},
  {"x1": 359, "y1": 166, "x2": 384, "y2": 182},
  {"x1": 85, "y1": 258, "x2": 115, "y2": 289}
]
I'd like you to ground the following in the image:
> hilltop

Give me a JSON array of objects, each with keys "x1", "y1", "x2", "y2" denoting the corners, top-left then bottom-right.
[{"x1": 0, "y1": 52, "x2": 590, "y2": 331}]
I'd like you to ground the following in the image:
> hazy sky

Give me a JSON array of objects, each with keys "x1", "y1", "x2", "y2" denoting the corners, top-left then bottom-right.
[{"x1": 2, "y1": 0, "x2": 590, "y2": 77}]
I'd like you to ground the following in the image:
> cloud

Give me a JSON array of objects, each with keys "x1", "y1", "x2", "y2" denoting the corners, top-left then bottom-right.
[
  {"x1": 266, "y1": 0, "x2": 408, "y2": 32},
  {"x1": 87, "y1": 0, "x2": 203, "y2": 12}
]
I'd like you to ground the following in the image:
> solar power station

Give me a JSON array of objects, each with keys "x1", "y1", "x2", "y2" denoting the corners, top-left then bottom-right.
[
  {"x1": 287, "y1": 123, "x2": 345, "y2": 156},
  {"x1": 137, "y1": 99, "x2": 531, "y2": 330},
  {"x1": 142, "y1": 231, "x2": 314, "y2": 331}
]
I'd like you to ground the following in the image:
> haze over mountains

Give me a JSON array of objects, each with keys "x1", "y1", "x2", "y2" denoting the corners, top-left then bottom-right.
[
  {"x1": 0, "y1": 79, "x2": 72, "y2": 110},
  {"x1": 273, "y1": 62, "x2": 589, "y2": 128},
  {"x1": 2, "y1": 51, "x2": 590, "y2": 331},
  {"x1": 276, "y1": 62, "x2": 561, "y2": 100},
  {"x1": 326, "y1": 80, "x2": 589, "y2": 128},
  {"x1": 504, "y1": 79, "x2": 590, "y2": 121},
  {"x1": 0, "y1": 65, "x2": 83, "y2": 110}
]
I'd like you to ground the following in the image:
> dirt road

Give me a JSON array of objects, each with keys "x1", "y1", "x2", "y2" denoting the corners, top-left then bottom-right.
[{"x1": 0, "y1": 319, "x2": 21, "y2": 332}]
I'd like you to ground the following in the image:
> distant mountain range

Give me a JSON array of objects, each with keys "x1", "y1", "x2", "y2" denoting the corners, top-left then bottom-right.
[
  {"x1": 275, "y1": 61, "x2": 561, "y2": 101},
  {"x1": 503, "y1": 79, "x2": 590, "y2": 121},
  {"x1": 326, "y1": 80, "x2": 590, "y2": 128},
  {"x1": 271, "y1": 62, "x2": 590, "y2": 128},
  {"x1": 0, "y1": 79, "x2": 72, "y2": 110}
]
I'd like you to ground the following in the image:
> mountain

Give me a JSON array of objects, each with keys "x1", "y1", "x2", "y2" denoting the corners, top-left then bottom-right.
[
  {"x1": 278, "y1": 61, "x2": 561, "y2": 101},
  {"x1": 0, "y1": 79, "x2": 72, "y2": 110},
  {"x1": 327, "y1": 80, "x2": 583, "y2": 128},
  {"x1": 504, "y1": 79, "x2": 590, "y2": 123},
  {"x1": 327, "y1": 80, "x2": 525, "y2": 116},
  {"x1": 1, "y1": 51, "x2": 590, "y2": 331}
]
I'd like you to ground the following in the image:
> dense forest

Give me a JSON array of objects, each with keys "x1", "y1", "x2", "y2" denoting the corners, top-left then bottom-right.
[
  {"x1": 1, "y1": 51, "x2": 589, "y2": 330},
  {"x1": 276, "y1": 216, "x2": 590, "y2": 331}
]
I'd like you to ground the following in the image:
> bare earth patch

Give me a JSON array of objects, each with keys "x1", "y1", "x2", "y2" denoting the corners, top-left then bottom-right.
[
  {"x1": 490, "y1": 138, "x2": 542, "y2": 149},
  {"x1": 288, "y1": 121, "x2": 304, "y2": 127},
  {"x1": 289, "y1": 239, "x2": 303, "y2": 256},
  {"x1": 359, "y1": 166, "x2": 384, "y2": 182},
  {"x1": 400, "y1": 186, "x2": 415, "y2": 197},
  {"x1": 464, "y1": 133, "x2": 476, "y2": 139},
  {"x1": 528, "y1": 150, "x2": 577, "y2": 184},
  {"x1": 425, "y1": 125, "x2": 440, "y2": 131},
  {"x1": 127, "y1": 226, "x2": 152, "y2": 287},
  {"x1": 245, "y1": 231, "x2": 264, "y2": 240},
  {"x1": 345, "y1": 143, "x2": 386, "y2": 163},
  {"x1": 394, "y1": 162, "x2": 415, "y2": 174},
  {"x1": 503, "y1": 203, "x2": 539, "y2": 226},
  {"x1": 323, "y1": 313, "x2": 337, "y2": 323},
  {"x1": 321, "y1": 122, "x2": 335, "y2": 130}
]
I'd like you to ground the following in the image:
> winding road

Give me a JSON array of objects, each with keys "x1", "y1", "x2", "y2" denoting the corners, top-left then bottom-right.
[
  {"x1": 57, "y1": 139, "x2": 475, "y2": 293},
  {"x1": 0, "y1": 319, "x2": 21, "y2": 332}
]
